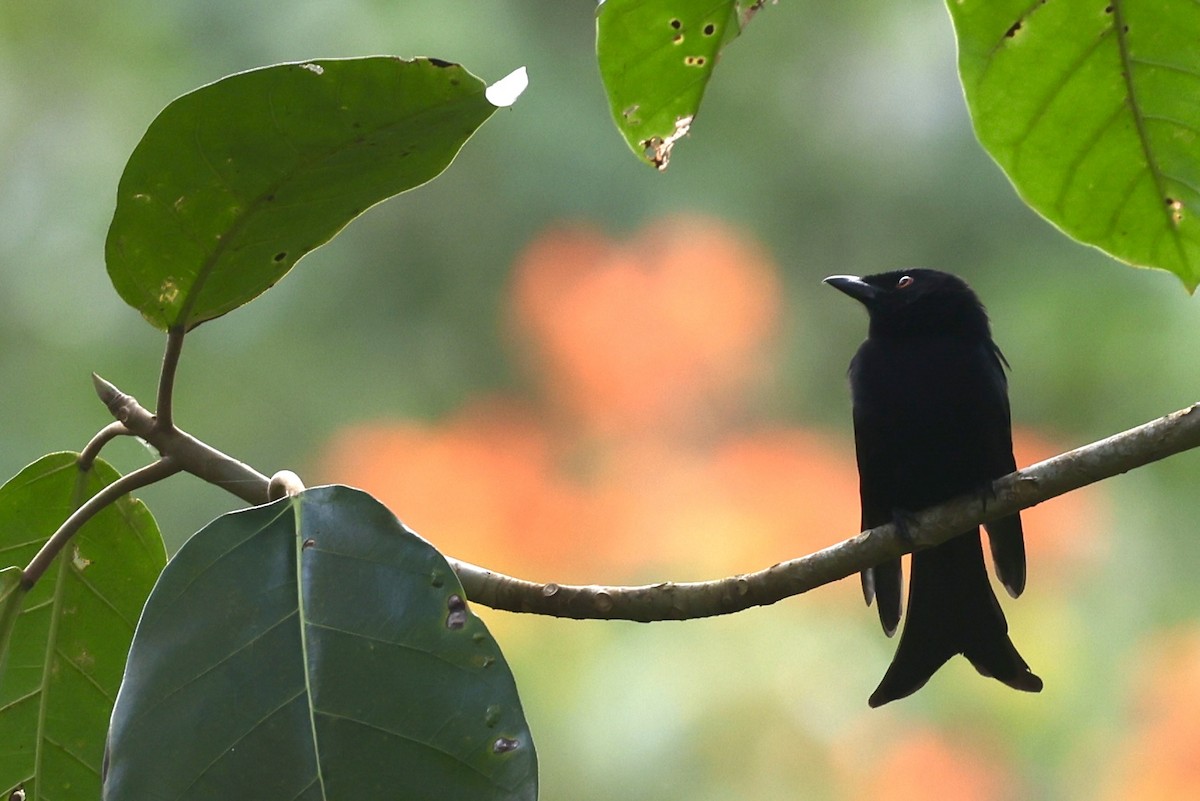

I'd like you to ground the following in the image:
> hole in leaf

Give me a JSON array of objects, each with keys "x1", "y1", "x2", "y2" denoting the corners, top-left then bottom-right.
[
  {"x1": 1005, "y1": 20, "x2": 1022, "y2": 37},
  {"x1": 1167, "y1": 197, "x2": 1184, "y2": 224},
  {"x1": 273, "y1": 252, "x2": 288, "y2": 263},
  {"x1": 669, "y1": 18, "x2": 681, "y2": 29},
  {"x1": 703, "y1": 22, "x2": 716, "y2": 35},
  {"x1": 446, "y1": 593, "x2": 468, "y2": 629},
  {"x1": 493, "y1": 736, "x2": 520, "y2": 754}
]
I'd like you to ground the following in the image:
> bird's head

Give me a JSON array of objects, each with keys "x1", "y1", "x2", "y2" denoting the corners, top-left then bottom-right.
[{"x1": 823, "y1": 269, "x2": 992, "y2": 340}]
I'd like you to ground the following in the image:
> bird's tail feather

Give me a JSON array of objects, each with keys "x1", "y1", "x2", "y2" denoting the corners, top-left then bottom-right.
[{"x1": 868, "y1": 530, "x2": 1042, "y2": 707}]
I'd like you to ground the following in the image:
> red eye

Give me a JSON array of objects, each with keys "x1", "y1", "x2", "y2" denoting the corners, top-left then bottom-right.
[{"x1": 896, "y1": 275, "x2": 914, "y2": 289}]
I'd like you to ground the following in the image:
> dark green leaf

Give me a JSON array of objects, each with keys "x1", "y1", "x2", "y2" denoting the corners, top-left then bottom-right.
[
  {"x1": 107, "y1": 57, "x2": 513, "y2": 330},
  {"x1": 951, "y1": 0, "x2": 1200, "y2": 289},
  {"x1": 105, "y1": 485, "x2": 536, "y2": 801},
  {"x1": 597, "y1": 0, "x2": 763, "y2": 170},
  {"x1": 0, "y1": 454, "x2": 166, "y2": 801}
]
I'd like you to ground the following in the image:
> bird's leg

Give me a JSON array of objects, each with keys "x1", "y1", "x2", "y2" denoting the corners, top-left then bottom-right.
[
  {"x1": 976, "y1": 479, "x2": 998, "y2": 514},
  {"x1": 890, "y1": 507, "x2": 919, "y2": 547}
]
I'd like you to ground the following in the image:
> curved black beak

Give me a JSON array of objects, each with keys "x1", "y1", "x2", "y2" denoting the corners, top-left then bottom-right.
[{"x1": 823, "y1": 274, "x2": 878, "y2": 304}]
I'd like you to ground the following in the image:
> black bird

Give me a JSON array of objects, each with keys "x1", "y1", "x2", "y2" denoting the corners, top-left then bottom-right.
[{"x1": 824, "y1": 269, "x2": 1042, "y2": 707}]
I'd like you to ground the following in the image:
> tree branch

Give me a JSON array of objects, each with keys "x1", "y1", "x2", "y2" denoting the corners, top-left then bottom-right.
[
  {"x1": 89, "y1": 374, "x2": 1200, "y2": 622},
  {"x1": 457, "y1": 403, "x2": 1200, "y2": 620},
  {"x1": 22, "y1": 458, "x2": 182, "y2": 590},
  {"x1": 93, "y1": 373, "x2": 271, "y2": 505}
]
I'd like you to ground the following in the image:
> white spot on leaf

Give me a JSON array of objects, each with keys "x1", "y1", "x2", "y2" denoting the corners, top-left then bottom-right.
[{"x1": 486, "y1": 66, "x2": 529, "y2": 108}]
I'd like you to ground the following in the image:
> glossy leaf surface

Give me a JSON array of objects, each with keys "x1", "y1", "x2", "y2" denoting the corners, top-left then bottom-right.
[
  {"x1": 104, "y1": 485, "x2": 536, "y2": 800},
  {"x1": 107, "y1": 57, "x2": 505, "y2": 329},
  {"x1": 0, "y1": 454, "x2": 165, "y2": 801},
  {"x1": 951, "y1": 0, "x2": 1200, "y2": 289}
]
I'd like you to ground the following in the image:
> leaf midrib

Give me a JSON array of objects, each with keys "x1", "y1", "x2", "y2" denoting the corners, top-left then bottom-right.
[{"x1": 1111, "y1": 0, "x2": 1189, "y2": 268}]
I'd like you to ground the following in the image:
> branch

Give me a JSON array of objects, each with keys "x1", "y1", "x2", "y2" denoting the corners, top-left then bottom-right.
[
  {"x1": 88, "y1": 375, "x2": 1200, "y2": 621},
  {"x1": 93, "y1": 373, "x2": 271, "y2": 505},
  {"x1": 78, "y1": 421, "x2": 132, "y2": 471},
  {"x1": 452, "y1": 402, "x2": 1200, "y2": 620},
  {"x1": 22, "y1": 458, "x2": 181, "y2": 590}
]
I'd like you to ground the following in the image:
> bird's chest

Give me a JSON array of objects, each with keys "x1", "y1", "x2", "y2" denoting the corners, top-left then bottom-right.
[{"x1": 849, "y1": 337, "x2": 1002, "y2": 501}]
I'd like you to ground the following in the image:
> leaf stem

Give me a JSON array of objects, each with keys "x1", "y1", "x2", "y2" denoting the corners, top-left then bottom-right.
[
  {"x1": 78, "y1": 421, "x2": 132, "y2": 471},
  {"x1": 156, "y1": 326, "x2": 186, "y2": 431},
  {"x1": 21, "y1": 458, "x2": 181, "y2": 591}
]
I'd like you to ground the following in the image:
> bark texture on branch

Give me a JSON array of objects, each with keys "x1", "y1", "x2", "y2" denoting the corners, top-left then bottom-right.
[{"x1": 93, "y1": 376, "x2": 1199, "y2": 622}]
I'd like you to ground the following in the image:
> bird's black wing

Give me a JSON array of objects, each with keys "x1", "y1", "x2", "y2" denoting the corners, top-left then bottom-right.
[
  {"x1": 980, "y1": 341, "x2": 1026, "y2": 598},
  {"x1": 850, "y1": 343, "x2": 903, "y2": 636}
]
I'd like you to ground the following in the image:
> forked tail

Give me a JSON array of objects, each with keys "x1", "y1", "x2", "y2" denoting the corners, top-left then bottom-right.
[{"x1": 868, "y1": 530, "x2": 1042, "y2": 707}]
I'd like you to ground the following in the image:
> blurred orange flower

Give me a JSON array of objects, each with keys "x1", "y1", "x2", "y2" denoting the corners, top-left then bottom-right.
[
  {"x1": 318, "y1": 215, "x2": 1102, "y2": 600},
  {"x1": 852, "y1": 729, "x2": 1012, "y2": 801},
  {"x1": 1104, "y1": 629, "x2": 1200, "y2": 800},
  {"x1": 1011, "y1": 429, "x2": 1108, "y2": 585},
  {"x1": 507, "y1": 217, "x2": 780, "y2": 439}
]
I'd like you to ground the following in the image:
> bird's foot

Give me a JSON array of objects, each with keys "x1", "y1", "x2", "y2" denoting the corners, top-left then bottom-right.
[
  {"x1": 891, "y1": 508, "x2": 919, "y2": 547},
  {"x1": 976, "y1": 479, "x2": 999, "y2": 513}
]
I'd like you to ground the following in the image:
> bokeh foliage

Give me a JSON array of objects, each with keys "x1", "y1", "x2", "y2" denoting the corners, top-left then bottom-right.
[{"x1": 0, "y1": 1, "x2": 1199, "y2": 799}]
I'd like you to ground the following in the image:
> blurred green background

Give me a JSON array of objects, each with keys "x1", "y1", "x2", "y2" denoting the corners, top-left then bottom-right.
[{"x1": 3, "y1": 1, "x2": 1199, "y2": 798}]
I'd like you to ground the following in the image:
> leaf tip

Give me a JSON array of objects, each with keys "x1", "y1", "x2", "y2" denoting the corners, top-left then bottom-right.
[
  {"x1": 641, "y1": 114, "x2": 693, "y2": 171},
  {"x1": 486, "y1": 67, "x2": 529, "y2": 108}
]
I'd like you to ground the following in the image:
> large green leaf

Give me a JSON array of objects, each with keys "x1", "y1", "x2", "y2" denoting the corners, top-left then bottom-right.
[
  {"x1": 106, "y1": 57, "x2": 519, "y2": 330},
  {"x1": 597, "y1": 0, "x2": 763, "y2": 170},
  {"x1": 950, "y1": 0, "x2": 1200, "y2": 289},
  {"x1": 0, "y1": 454, "x2": 166, "y2": 801},
  {"x1": 104, "y1": 485, "x2": 536, "y2": 800}
]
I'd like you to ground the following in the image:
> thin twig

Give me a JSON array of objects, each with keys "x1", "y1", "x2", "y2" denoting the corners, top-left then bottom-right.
[
  {"x1": 78, "y1": 421, "x2": 132, "y2": 471},
  {"x1": 21, "y1": 458, "x2": 182, "y2": 590},
  {"x1": 87, "y1": 374, "x2": 1200, "y2": 622},
  {"x1": 92, "y1": 373, "x2": 270, "y2": 504},
  {"x1": 155, "y1": 326, "x2": 186, "y2": 431}
]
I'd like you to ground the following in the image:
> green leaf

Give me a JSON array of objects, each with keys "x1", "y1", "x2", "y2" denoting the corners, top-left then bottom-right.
[
  {"x1": 105, "y1": 485, "x2": 537, "y2": 800},
  {"x1": 106, "y1": 57, "x2": 517, "y2": 330},
  {"x1": 950, "y1": 0, "x2": 1200, "y2": 290},
  {"x1": 0, "y1": 567, "x2": 27, "y2": 680},
  {"x1": 0, "y1": 454, "x2": 166, "y2": 801},
  {"x1": 597, "y1": 0, "x2": 763, "y2": 170}
]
